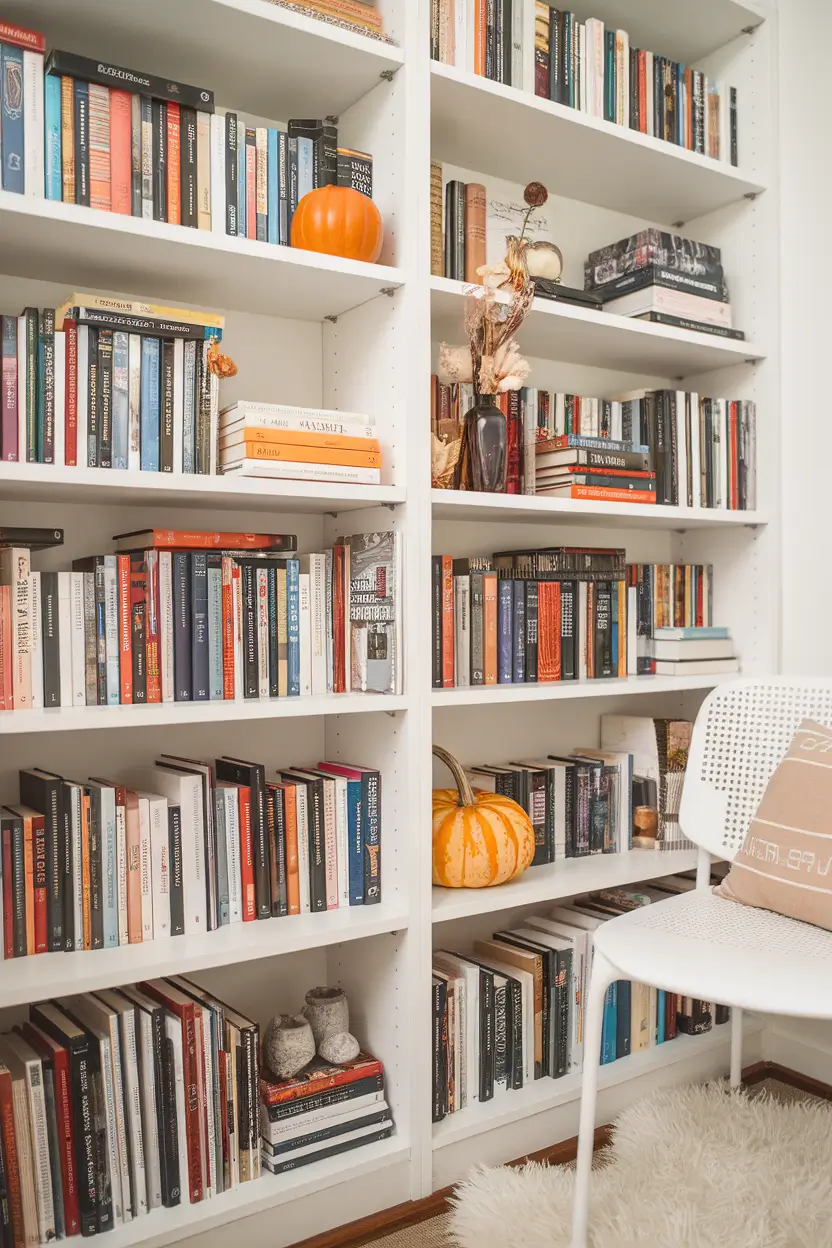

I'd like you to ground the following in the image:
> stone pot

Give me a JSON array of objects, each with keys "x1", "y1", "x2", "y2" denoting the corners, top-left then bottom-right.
[{"x1": 263, "y1": 1014, "x2": 315, "y2": 1080}]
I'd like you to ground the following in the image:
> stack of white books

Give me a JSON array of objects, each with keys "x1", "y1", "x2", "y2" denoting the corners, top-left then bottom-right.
[{"x1": 647, "y1": 626, "x2": 738, "y2": 676}]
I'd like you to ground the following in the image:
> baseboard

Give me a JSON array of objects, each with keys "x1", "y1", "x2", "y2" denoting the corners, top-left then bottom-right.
[{"x1": 764, "y1": 1025, "x2": 832, "y2": 1087}]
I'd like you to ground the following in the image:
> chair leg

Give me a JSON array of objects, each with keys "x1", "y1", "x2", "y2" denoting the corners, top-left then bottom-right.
[
  {"x1": 729, "y1": 1006, "x2": 743, "y2": 1088},
  {"x1": 571, "y1": 950, "x2": 617, "y2": 1248}
]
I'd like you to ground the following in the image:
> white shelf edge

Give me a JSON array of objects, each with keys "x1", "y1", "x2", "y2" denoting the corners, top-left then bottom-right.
[
  {"x1": 431, "y1": 488, "x2": 768, "y2": 530},
  {"x1": 431, "y1": 849, "x2": 699, "y2": 923},
  {"x1": 432, "y1": 1018, "x2": 764, "y2": 1148},
  {"x1": 0, "y1": 693, "x2": 409, "y2": 734},
  {"x1": 0, "y1": 904, "x2": 409, "y2": 1010},
  {"x1": 432, "y1": 673, "x2": 734, "y2": 708}
]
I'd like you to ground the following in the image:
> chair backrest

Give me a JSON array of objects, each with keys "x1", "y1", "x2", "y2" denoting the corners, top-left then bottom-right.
[{"x1": 680, "y1": 677, "x2": 832, "y2": 860}]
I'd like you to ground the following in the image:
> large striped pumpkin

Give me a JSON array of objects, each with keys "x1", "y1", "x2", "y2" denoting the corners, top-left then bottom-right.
[{"x1": 432, "y1": 745, "x2": 535, "y2": 888}]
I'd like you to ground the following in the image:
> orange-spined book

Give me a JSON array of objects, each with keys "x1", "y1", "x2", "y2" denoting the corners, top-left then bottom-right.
[
  {"x1": 297, "y1": 0, "x2": 382, "y2": 31},
  {"x1": 280, "y1": 782, "x2": 300, "y2": 915},
  {"x1": 0, "y1": 585, "x2": 11, "y2": 710},
  {"x1": 109, "y1": 89, "x2": 132, "y2": 214},
  {"x1": 221, "y1": 442, "x2": 381, "y2": 469},
  {"x1": 536, "y1": 485, "x2": 657, "y2": 504},
  {"x1": 537, "y1": 581, "x2": 562, "y2": 682},
  {"x1": 219, "y1": 427, "x2": 381, "y2": 454},
  {"x1": 125, "y1": 791, "x2": 142, "y2": 943},
  {"x1": 60, "y1": 76, "x2": 75, "y2": 204},
  {"x1": 145, "y1": 552, "x2": 161, "y2": 704},
  {"x1": 464, "y1": 183, "x2": 486, "y2": 283},
  {"x1": 221, "y1": 557, "x2": 235, "y2": 700},
  {"x1": 113, "y1": 528, "x2": 297, "y2": 552},
  {"x1": 441, "y1": 555, "x2": 454, "y2": 688},
  {"x1": 483, "y1": 571, "x2": 498, "y2": 685},
  {"x1": 261, "y1": 1051, "x2": 383, "y2": 1107},
  {"x1": 167, "y1": 101, "x2": 181, "y2": 225},
  {"x1": 474, "y1": 0, "x2": 487, "y2": 75},
  {"x1": 117, "y1": 555, "x2": 132, "y2": 703}
]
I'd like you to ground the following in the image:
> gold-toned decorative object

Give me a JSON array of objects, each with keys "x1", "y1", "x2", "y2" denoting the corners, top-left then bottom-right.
[
  {"x1": 431, "y1": 432, "x2": 461, "y2": 489},
  {"x1": 207, "y1": 338, "x2": 238, "y2": 379}
]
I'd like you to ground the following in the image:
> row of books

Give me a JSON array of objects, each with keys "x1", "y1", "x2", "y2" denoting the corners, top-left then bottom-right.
[
  {"x1": 219, "y1": 401, "x2": 383, "y2": 486},
  {"x1": 0, "y1": 977, "x2": 260, "y2": 1243},
  {"x1": 2, "y1": 22, "x2": 373, "y2": 235},
  {"x1": 0, "y1": 526, "x2": 403, "y2": 711},
  {"x1": 432, "y1": 870, "x2": 729, "y2": 1119},
  {"x1": 430, "y1": 0, "x2": 520, "y2": 86},
  {"x1": 2, "y1": 751, "x2": 382, "y2": 959},
  {"x1": 260, "y1": 1049, "x2": 393, "y2": 1176},
  {"x1": 630, "y1": 564, "x2": 741, "y2": 678},
  {"x1": 281, "y1": 0, "x2": 385, "y2": 37},
  {"x1": 0, "y1": 294, "x2": 223, "y2": 470}
]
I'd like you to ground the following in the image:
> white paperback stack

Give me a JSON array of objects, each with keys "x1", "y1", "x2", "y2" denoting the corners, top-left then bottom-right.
[
  {"x1": 218, "y1": 402, "x2": 383, "y2": 485},
  {"x1": 648, "y1": 625, "x2": 738, "y2": 676}
]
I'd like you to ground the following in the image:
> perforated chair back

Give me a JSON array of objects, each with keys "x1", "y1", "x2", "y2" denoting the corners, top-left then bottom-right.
[{"x1": 680, "y1": 678, "x2": 832, "y2": 860}]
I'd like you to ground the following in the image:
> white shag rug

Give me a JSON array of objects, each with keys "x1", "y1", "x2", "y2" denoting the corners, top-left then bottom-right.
[{"x1": 449, "y1": 1082, "x2": 832, "y2": 1248}]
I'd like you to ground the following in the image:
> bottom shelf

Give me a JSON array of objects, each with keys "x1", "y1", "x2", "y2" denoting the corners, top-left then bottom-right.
[
  {"x1": 108, "y1": 1136, "x2": 409, "y2": 1248},
  {"x1": 432, "y1": 1018, "x2": 763, "y2": 1149}
]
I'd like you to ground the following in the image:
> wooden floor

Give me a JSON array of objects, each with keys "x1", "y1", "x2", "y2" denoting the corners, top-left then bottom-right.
[{"x1": 289, "y1": 1062, "x2": 832, "y2": 1248}]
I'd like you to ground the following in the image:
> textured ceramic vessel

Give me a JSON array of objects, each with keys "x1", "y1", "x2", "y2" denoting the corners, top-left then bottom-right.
[
  {"x1": 263, "y1": 1014, "x2": 315, "y2": 1080},
  {"x1": 303, "y1": 986, "x2": 350, "y2": 1044},
  {"x1": 453, "y1": 394, "x2": 507, "y2": 493}
]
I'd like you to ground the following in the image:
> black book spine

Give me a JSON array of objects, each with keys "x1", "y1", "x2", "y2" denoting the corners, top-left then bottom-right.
[
  {"x1": 73, "y1": 82, "x2": 90, "y2": 206},
  {"x1": 45, "y1": 49, "x2": 214, "y2": 112},
  {"x1": 40, "y1": 309, "x2": 55, "y2": 464},
  {"x1": 94, "y1": 558, "x2": 106, "y2": 704},
  {"x1": 307, "y1": 779, "x2": 326, "y2": 913},
  {"x1": 506, "y1": 979, "x2": 523, "y2": 1089},
  {"x1": 87, "y1": 786, "x2": 104, "y2": 949},
  {"x1": 60, "y1": 784, "x2": 73, "y2": 950},
  {"x1": 131, "y1": 577, "x2": 147, "y2": 705},
  {"x1": 267, "y1": 566, "x2": 278, "y2": 699},
  {"x1": 525, "y1": 580, "x2": 539, "y2": 681},
  {"x1": 432, "y1": 978, "x2": 446, "y2": 1123},
  {"x1": 561, "y1": 579, "x2": 576, "y2": 680},
  {"x1": 172, "y1": 552, "x2": 192, "y2": 701},
  {"x1": 73, "y1": 1042, "x2": 99, "y2": 1236},
  {"x1": 668, "y1": 390, "x2": 678, "y2": 505},
  {"x1": 594, "y1": 582, "x2": 613, "y2": 678},
  {"x1": 431, "y1": 555, "x2": 442, "y2": 689},
  {"x1": 266, "y1": 1107, "x2": 390, "y2": 1157},
  {"x1": 241, "y1": 564, "x2": 258, "y2": 698},
  {"x1": 190, "y1": 553, "x2": 209, "y2": 702},
  {"x1": 146, "y1": 1010, "x2": 170, "y2": 1208},
  {"x1": 224, "y1": 112, "x2": 238, "y2": 237},
  {"x1": 563, "y1": 10, "x2": 573, "y2": 107},
  {"x1": 361, "y1": 770, "x2": 381, "y2": 905},
  {"x1": 179, "y1": 106, "x2": 197, "y2": 229},
  {"x1": 9, "y1": 815, "x2": 26, "y2": 957},
  {"x1": 564, "y1": 763, "x2": 575, "y2": 857},
  {"x1": 97, "y1": 329, "x2": 113, "y2": 469},
  {"x1": 485, "y1": 0, "x2": 496, "y2": 80},
  {"x1": 494, "y1": 0, "x2": 503, "y2": 83},
  {"x1": 556, "y1": 949, "x2": 570, "y2": 1075},
  {"x1": 23, "y1": 308, "x2": 38, "y2": 464},
  {"x1": 265, "y1": 1073, "x2": 383, "y2": 1122},
  {"x1": 217, "y1": 760, "x2": 270, "y2": 919},
  {"x1": 453, "y1": 181, "x2": 465, "y2": 282},
  {"x1": 86, "y1": 328, "x2": 99, "y2": 468},
  {"x1": 265, "y1": 787, "x2": 279, "y2": 918},
  {"x1": 470, "y1": 571, "x2": 484, "y2": 685},
  {"x1": 167, "y1": 805, "x2": 185, "y2": 935},
  {"x1": 272, "y1": 787, "x2": 288, "y2": 917},
  {"x1": 160, "y1": 339, "x2": 174, "y2": 473},
  {"x1": 160, "y1": 1036, "x2": 181, "y2": 1206},
  {"x1": 479, "y1": 969, "x2": 495, "y2": 1102},
  {"x1": 41, "y1": 571, "x2": 61, "y2": 708},
  {"x1": 730, "y1": 86, "x2": 738, "y2": 166},
  {"x1": 629, "y1": 45, "x2": 639, "y2": 129},
  {"x1": 152, "y1": 99, "x2": 167, "y2": 222}
]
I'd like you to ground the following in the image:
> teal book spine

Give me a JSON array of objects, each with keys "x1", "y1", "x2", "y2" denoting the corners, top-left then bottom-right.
[
  {"x1": 44, "y1": 73, "x2": 62, "y2": 200},
  {"x1": 267, "y1": 127, "x2": 279, "y2": 244},
  {"x1": 102, "y1": 792, "x2": 118, "y2": 948},
  {"x1": 657, "y1": 989, "x2": 667, "y2": 1044},
  {"x1": 346, "y1": 778, "x2": 363, "y2": 905},
  {"x1": 600, "y1": 982, "x2": 617, "y2": 1064},
  {"x1": 1, "y1": 44, "x2": 24, "y2": 194}
]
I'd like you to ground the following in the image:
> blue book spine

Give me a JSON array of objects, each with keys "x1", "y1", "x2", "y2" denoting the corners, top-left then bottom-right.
[
  {"x1": 237, "y1": 135, "x2": 246, "y2": 236},
  {"x1": 497, "y1": 579, "x2": 513, "y2": 683},
  {"x1": 512, "y1": 580, "x2": 525, "y2": 683},
  {"x1": 207, "y1": 564, "x2": 223, "y2": 700},
  {"x1": 267, "y1": 128, "x2": 279, "y2": 245},
  {"x1": 111, "y1": 331, "x2": 129, "y2": 469},
  {"x1": 102, "y1": 796, "x2": 118, "y2": 948},
  {"x1": 297, "y1": 136, "x2": 313, "y2": 200},
  {"x1": 616, "y1": 980, "x2": 631, "y2": 1059},
  {"x1": 140, "y1": 337, "x2": 160, "y2": 471},
  {"x1": 286, "y1": 558, "x2": 300, "y2": 696},
  {"x1": 44, "y1": 73, "x2": 62, "y2": 200},
  {"x1": 656, "y1": 989, "x2": 666, "y2": 1044},
  {"x1": 190, "y1": 553, "x2": 209, "y2": 701},
  {"x1": 600, "y1": 982, "x2": 617, "y2": 1065},
  {"x1": 1, "y1": 44, "x2": 24, "y2": 194},
  {"x1": 345, "y1": 778, "x2": 363, "y2": 905}
]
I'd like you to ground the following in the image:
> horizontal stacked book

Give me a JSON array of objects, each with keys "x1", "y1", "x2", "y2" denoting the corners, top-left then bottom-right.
[
  {"x1": 288, "y1": 0, "x2": 385, "y2": 37},
  {"x1": 0, "y1": 526, "x2": 403, "y2": 712},
  {"x1": 0, "y1": 977, "x2": 260, "y2": 1241},
  {"x1": 0, "y1": 293, "x2": 223, "y2": 470},
  {"x1": 639, "y1": 625, "x2": 737, "y2": 678},
  {"x1": 534, "y1": 7, "x2": 738, "y2": 165},
  {"x1": 535, "y1": 437, "x2": 655, "y2": 504},
  {"x1": 430, "y1": 0, "x2": 521, "y2": 85},
  {"x1": 2, "y1": 751, "x2": 382, "y2": 958},
  {"x1": 260, "y1": 1050, "x2": 393, "y2": 1175},
  {"x1": 587, "y1": 231, "x2": 743, "y2": 340},
  {"x1": 220, "y1": 402, "x2": 383, "y2": 485},
  {"x1": 433, "y1": 868, "x2": 730, "y2": 1120}
]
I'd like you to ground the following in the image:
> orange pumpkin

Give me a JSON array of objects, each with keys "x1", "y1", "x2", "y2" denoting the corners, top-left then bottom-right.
[
  {"x1": 432, "y1": 745, "x2": 535, "y2": 889},
  {"x1": 290, "y1": 186, "x2": 383, "y2": 263}
]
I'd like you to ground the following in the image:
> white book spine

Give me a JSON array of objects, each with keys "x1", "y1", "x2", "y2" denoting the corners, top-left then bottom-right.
[
  {"x1": 69, "y1": 571, "x2": 86, "y2": 705},
  {"x1": 159, "y1": 552, "x2": 174, "y2": 702},
  {"x1": 69, "y1": 787, "x2": 83, "y2": 949},
  {"x1": 53, "y1": 331, "x2": 66, "y2": 466},
  {"x1": 127, "y1": 334, "x2": 141, "y2": 471},
  {"x1": 103, "y1": 557, "x2": 119, "y2": 705},
  {"x1": 57, "y1": 571, "x2": 73, "y2": 707},
  {"x1": 76, "y1": 325, "x2": 89, "y2": 467},
  {"x1": 98, "y1": 1033, "x2": 125, "y2": 1223},
  {"x1": 9, "y1": 1080, "x2": 38, "y2": 1239},
  {"x1": 261, "y1": 1091, "x2": 385, "y2": 1144},
  {"x1": 172, "y1": 337, "x2": 185, "y2": 475},
  {"x1": 183, "y1": 780, "x2": 207, "y2": 934},
  {"x1": 120, "y1": 1010, "x2": 147, "y2": 1214},
  {"x1": 136, "y1": 1010, "x2": 162, "y2": 1208},
  {"x1": 220, "y1": 411, "x2": 378, "y2": 439},
  {"x1": 454, "y1": 576, "x2": 470, "y2": 687},
  {"x1": 220, "y1": 459, "x2": 381, "y2": 486},
  {"x1": 29, "y1": 569, "x2": 43, "y2": 709},
  {"x1": 209, "y1": 370, "x2": 219, "y2": 477},
  {"x1": 222, "y1": 788, "x2": 242, "y2": 923},
  {"x1": 23, "y1": 50, "x2": 44, "y2": 198},
  {"x1": 257, "y1": 568, "x2": 269, "y2": 698},
  {"x1": 23, "y1": 1056, "x2": 55, "y2": 1240},
  {"x1": 207, "y1": 565, "x2": 223, "y2": 699},
  {"x1": 454, "y1": 0, "x2": 466, "y2": 69},
  {"x1": 210, "y1": 112, "x2": 226, "y2": 236},
  {"x1": 298, "y1": 572, "x2": 312, "y2": 696},
  {"x1": 138, "y1": 796, "x2": 154, "y2": 941},
  {"x1": 295, "y1": 785, "x2": 311, "y2": 914},
  {"x1": 301, "y1": 554, "x2": 327, "y2": 696},
  {"x1": 523, "y1": 390, "x2": 536, "y2": 495},
  {"x1": 199, "y1": 1009, "x2": 216, "y2": 1197},
  {"x1": 690, "y1": 393, "x2": 701, "y2": 507},
  {"x1": 102, "y1": 1017, "x2": 132, "y2": 1221},
  {"x1": 147, "y1": 795, "x2": 170, "y2": 937},
  {"x1": 16, "y1": 316, "x2": 27, "y2": 461},
  {"x1": 579, "y1": 23, "x2": 587, "y2": 112},
  {"x1": 676, "y1": 390, "x2": 688, "y2": 509},
  {"x1": 116, "y1": 799, "x2": 128, "y2": 946},
  {"x1": 165, "y1": 1018, "x2": 191, "y2": 1207}
]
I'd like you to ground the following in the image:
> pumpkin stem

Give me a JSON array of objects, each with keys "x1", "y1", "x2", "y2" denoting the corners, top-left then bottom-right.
[{"x1": 432, "y1": 744, "x2": 476, "y2": 807}]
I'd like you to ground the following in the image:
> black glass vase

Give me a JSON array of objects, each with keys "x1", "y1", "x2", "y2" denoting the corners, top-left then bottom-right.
[{"x1": 453, "y1": 393, "x2": 507, "y2": 493}]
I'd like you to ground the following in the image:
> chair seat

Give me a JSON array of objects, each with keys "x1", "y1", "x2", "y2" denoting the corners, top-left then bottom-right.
[{"x1": 593, "y1": 889, "x2": 832, "y2": 1018}]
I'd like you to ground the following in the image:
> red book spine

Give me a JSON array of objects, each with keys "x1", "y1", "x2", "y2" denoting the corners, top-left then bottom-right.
[
  {"x1": 24, "y1": 815, "x2": 35, "y2": 952},
  {"x1": 505, "y1": 392, "x2": 520, "y2": 494},
  {"x1": 109, "y1": 89, "x2": 132, "y2": 215},
  {"x1": 2, "y1": 337, "x2": 17, "y2": 462},
  {"x1": 441, "y1": 555, "x2": 454, "y2": 688},
  {"x1": 564, "y1": 486, "x2": 656, "y2": 504},
  {"x1": 245, "y1": 134, "x2": 256, "y2": 239},
  {"x1": 167, "y1": 102, "x2": 181, "y2": 226},
  {"x1": 117, "y1": 554, "x2": 133, "y2": 703},
  {"x1": 261, "y1": 1058, "x2": 384, "y2": 1106},
  {"x1": 221, "y1": 557, "x2": 234, "y2": 700},
  {"x1": 0, "y1": 1067, "x2": 24, "y2": 1246},
  {"x1": 52, "y1": 1046, "x2": 80, "y2": 1235},
  {"x1": 0, "y1": 585, "x2": 12, "y2": 710},
  {"x1": 2, "y1": 825, "x2": 13, "y2": 959},
  {"x1": 238, "y1": 787, "x2": 256, "y2": 921},
  {"x1": 332, "y1": 545, "x2": 346, "y2": 694},
  {"x1": 145, "y1": 551, "x2": 161, "y2": 705},
  {"x1": 33, "y1": 814, "x2": 47, "y2": 954},
  {"x1": 63, "y1": 319, "x2": 77, "y2": 466},
  {"x1": 0, "y1": 20, "x2": 44, "y2": 52},
  {"x1": 552, "y1": 581, "x2": 562, "y2": 680}
]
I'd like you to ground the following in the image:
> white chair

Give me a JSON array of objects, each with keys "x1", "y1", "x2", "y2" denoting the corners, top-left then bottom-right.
[{"x1": 571, "y1": 677, "x2": 832, "y2": 1248}]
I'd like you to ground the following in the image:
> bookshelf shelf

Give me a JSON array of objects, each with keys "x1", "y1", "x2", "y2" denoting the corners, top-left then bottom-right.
[
  {"x1": 431, "y1": 674, "x2": 735, "y2": 709},
  {"x1": 432, "y1": 848, "x2": 698, "y2": 923},
  {"x1": 0, "y1": 693, "x2": 409, "y2": 735},
  {"x1": 1, "y1": 0, "x2": 404, "y2": 122},
  {"x1": 432, "y1": 488, "x2": 768, "y2": 529},
  {"x1": 563, "y1": 0, "x2": 766, "y2": 65},
  {"x1": 0, "y1": 193, "x2": 404, "y2": 321},
  {"x1": 0, "y1": 462, "x2": 406, "y2": 514},
  {"x1": 431, "y1": 1017, "x2": 764, "y2": 1149},
  {"x1": 430, "y1": 63, "x2": 767, "y2": 224},
  {"x1": 0, "y1": 903, "x2": 409, "y2": 1011},
  {"x1": 431, "y1": 276, "x2": 765, "y2": 376}
]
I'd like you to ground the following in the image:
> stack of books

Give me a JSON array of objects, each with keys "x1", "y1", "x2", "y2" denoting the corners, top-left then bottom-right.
[
  {"x1": 646, "y1": 625, "x2": 738, "y2": 677},
  {"x1": 432, "y1": 868, "x2": 730, "y2": 1120},
  {"x1": 220, "y1": 402, "x2": 383, "y2": 486},
  {"x1": 429, "y1": 0, "x2": 520, "y2": 86},
  {"x1": 2, "y1": 751, "x2": 382, "y2": 958},
  {"x1": 587, "y1": 231, "x2": 742, "y2": 340},
  {"x1": 628, "y1": 563, "x2": 724, "y2": 675},
  {"x1": 290, "y1": 0, "x2": 385, "y2": 38},
  {"x1": 534, "y1": 436, "x2": 656, "y2": 504},
  {"x1": 0, "y1": 978, "x2": 260, "y2": 1240},
  {"x1": 260, "y1": 1051, "x2": 393, "y2": 1175}
]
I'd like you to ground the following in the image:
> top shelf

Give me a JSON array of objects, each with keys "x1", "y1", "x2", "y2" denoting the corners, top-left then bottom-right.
[
  {"x1": 11, "y1": 0, "x2": 403, "y2": 121},
  {"x1": 431, "y1": 63, "x2": 766, "y2": 225},
  {"x1": 562, "y1": 0, "x2": 766, "y2": 66}
]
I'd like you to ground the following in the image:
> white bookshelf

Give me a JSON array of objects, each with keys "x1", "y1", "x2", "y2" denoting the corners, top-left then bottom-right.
[{"x1": 0, "y1": 0, "x2": 777, "y2": 1244}]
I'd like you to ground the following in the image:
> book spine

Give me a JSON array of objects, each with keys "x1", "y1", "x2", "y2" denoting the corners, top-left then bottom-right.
[
  {"x1": 130, "y1": 563, "x2": 147, "y2": 704},
  {"x1": 361, "y1": 771, "x2": 381, "y2": 905},
  {"x1": 117, "y1": 554, "x2": 132, "y2": 703},
  {"x1": 166, "y1": 100, "x2": 181, "y2": 225},
  {"x1": 44, "y1": 71, "x2": 62, "y2": 201},
  {"x1": 180, "y1": 106, "x2": 197, "y2": 229},
  {"x1": 151, "y1": 98, "x2": 167, "y2": 221},
  {"x1": 190, "y1": 553, "x2": 209, "y2": 701},
  {"x1": 196, "y1": 111, "x2": 211, "y2": 229},
  {"x1": 497, "y1": 578, "x2": 513, "y2": 683},
  {"x1": 21, "y1": 52, "x2": 44, "y2": 195},
  {"x1": 1, "y1": 318, "x2": 17, "y2": 462},
  {"x1": 211, "y1": 112, "x2": 226, "y2": 237},
  {"x1": 60, "y1": 75, "x2": 75, "y2": 202},
  {"x1": 286, "y1": 559, "x2": 300, "y2": 697},
  {"x1": 130, "y1": 93, "x2": 142, "y2": 214},
  {"x1": 167, "y1": 806, "x2": 185, "y2": 935},
  {"x1": 0, "y1": 45, "x2": 24, "y2": 193},
  {"x1": 172, "y1": 552, "x2": 192, "y2": 700},
  {"x1": 39, "y1": 309, "x2": 55, "y2": 463}
]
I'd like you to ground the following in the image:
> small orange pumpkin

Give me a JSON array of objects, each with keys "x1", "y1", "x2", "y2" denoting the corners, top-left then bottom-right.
[
  {"x1": 432, "y1": 745, "x2": 535, "y2": 889},
  {"x1": 290, "y1": 185, "x2": 383, "y2": 264}
]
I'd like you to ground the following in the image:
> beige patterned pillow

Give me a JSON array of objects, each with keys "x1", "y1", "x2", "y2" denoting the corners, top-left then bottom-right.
[{"x1": 716, "y1": 718, "x2": 832, "y2": 930}]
